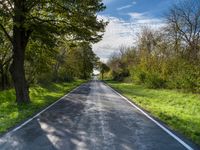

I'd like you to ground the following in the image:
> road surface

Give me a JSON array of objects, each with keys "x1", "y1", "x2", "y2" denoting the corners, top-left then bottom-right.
[{"x1": 0, "y1": 80, "x2": 198, "y2": 150}]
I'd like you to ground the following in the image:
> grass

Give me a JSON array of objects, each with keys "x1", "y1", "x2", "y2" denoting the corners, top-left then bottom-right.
[
  {"x1": 0, "y1": 80, "x2": 85, "y2": 134},
  {"x1": 107, "y1": 81, "x2": 200, "y2": 146}
]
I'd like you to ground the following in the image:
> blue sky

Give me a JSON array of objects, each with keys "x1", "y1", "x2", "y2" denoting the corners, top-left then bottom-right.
[
  {"x1": 93, "y1": 0, "x2": 179, "y2": 62},
  {"x1": 102, "y1": 0, "x2": 173, "y2": 20}
]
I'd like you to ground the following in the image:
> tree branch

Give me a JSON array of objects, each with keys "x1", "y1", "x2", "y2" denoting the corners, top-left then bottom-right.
[{"x1": 0, "y1": 23, "x2": 13, "y2": 44}]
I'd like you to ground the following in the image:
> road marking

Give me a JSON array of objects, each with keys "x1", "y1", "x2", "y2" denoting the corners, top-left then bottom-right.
[
  {"x1": 103, "y1": 82, "x2": 194, "y2": 150},
  {"x1": 6, "y1": 83, "x2": 84, "y2": 135}
]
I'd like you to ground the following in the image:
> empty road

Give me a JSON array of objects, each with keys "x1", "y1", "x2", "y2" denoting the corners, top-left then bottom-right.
[{"x1": 0, "y1": 80, "x2": 198, "y2": 150}]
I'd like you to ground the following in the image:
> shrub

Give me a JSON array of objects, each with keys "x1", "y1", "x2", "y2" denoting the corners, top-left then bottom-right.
[
  {"x1": 146, "y1": 73, "x2": 166, "y2": 88},
  {"x1": 138, "y1": 72, "x2": 147, "y2": 83},
  {"x1": 167, "y1": 59, "x2": 200, "y2": 93}
]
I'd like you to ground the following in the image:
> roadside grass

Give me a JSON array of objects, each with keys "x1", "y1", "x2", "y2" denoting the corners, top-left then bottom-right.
[
  {"x1": 0, "y1": 80, "x2": 85, "y2": 134},
  {"x1": 107, "y1": 81, "x2": 200, "y2": 146}
]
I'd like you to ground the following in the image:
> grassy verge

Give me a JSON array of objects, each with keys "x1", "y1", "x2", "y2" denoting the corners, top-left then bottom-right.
[
  {"x1": 107, "y1": 81, "x2": 200, "y2": 146},
  {"x1": 0, "y1": 80, "x2": 85, "y2": 134}
]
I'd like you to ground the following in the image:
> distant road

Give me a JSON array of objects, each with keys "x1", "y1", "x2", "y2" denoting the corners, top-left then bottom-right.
[{"x1": 0, "y1": 80, "x2": 198, "y2": 150}]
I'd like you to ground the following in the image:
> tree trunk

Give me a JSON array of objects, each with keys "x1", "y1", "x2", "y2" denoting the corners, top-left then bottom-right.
[
  {"x1": 10, "y1": 25, "x2": 30, "y2": 103},
  {"x1": 0, "y1": 66, "x2": 5, "y2": 90},
  {"x1": 9, "y1": 1, "x2": 32, "y2": 103}
]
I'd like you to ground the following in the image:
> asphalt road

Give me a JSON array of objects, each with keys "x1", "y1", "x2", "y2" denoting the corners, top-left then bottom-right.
[{"x1": 0, "y1": 80, "x2": 199, "y2": 150}]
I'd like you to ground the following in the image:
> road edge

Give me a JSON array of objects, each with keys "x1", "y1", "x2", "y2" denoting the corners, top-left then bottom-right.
[
  {"x1": 102, "y1": 81, "x2": 196, "y2": 150},
  {"x1": 4, "y1": 82, "x2": 86, "y2": 136}
]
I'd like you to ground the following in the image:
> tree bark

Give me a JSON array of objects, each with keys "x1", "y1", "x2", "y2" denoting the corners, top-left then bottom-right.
[
  {"x1": 10, "y1": 25, "x2": 30, "y2": 103},
  {"x1": 9, "y1": 1, "x2": 32, "y2": 103}
]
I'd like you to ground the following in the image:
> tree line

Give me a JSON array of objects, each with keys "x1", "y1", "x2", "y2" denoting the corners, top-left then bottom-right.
[
  {"x1": 0, "y1": 0, "x2": 107, "y2": 103},
  {"x1": 106, "y1": 0, "x2": 200, "y2": 93}
]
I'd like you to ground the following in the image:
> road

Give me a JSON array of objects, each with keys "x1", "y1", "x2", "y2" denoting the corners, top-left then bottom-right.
[{"x1": 0, "y1": 80, "x2": 198, "y2": 150}]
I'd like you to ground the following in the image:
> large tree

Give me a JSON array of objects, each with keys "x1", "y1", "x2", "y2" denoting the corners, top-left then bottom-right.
[
  {"x1": 167, "y1": 0, "x2": 200, "y2": 61},
  {"x1": 0, "y1": 0, "x2": 106, "y2": 103},
  {"x1": 65, "y1": 42, "x2": 98, "y2": 80}
]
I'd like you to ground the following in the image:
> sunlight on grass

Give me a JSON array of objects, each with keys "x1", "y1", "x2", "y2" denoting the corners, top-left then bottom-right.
[
  {"x1": 0, "y1": 80, "x2": 85, "y2": 133},
  {"x1": 107, "y1": 81, "x2": 200, "y2": 146}
]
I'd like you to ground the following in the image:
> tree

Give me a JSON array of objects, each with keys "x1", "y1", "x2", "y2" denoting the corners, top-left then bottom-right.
[
  {"x1": 25, "y1": 40, "x2": 57, "y2": 84},
  {"x1": 65, "y1": 42, "x2": 98, "y2": 80},
  {"x1": 0, "y1": 0, "x2": 106, "y2": 103},
  {"x1": 99, "y1": 63, "x2": 110, "y2": 80},
  {"x1": 79, "y1": 43, "x2": 99, "y2": 79},
  {"x1": 167, "y1": 0, "x2": 200, "y2": 61},
  {"x1": 0, "y1": 30, "x2": 12, "y2": 90}
]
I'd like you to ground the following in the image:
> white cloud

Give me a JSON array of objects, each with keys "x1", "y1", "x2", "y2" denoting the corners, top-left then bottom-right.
[
  {"x1": 93, "y1": 13, "x2": 165, "y2": 62},
  {"x1": 93, "y1": 16, "x2": 134, "y2": 62},
  {"x1": 132, "y1": 1, "x2": 137, "y2": 5},
  {"x1": 117, "y1": 5, "x2": 132, "y2": 11},
  {"x1": 117, "y1": 1, "x2": 137, "y2": 11},
  {"x1": 128, "y1": 12, "x2": 166, "y2": 28},
  {"x1": 128, "y1": 12, "x2": 143, "y2": 19}
]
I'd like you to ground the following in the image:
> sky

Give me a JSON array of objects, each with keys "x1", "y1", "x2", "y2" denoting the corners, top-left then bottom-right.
[{"x1": 92, "y1": 0, "x2": 180, "y2": 62}]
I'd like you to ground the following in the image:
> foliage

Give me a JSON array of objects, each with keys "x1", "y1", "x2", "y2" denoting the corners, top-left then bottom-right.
[
  {"x1": 99, "y1": 62, "x2": 110, "y2": 80},
  {"x1": 106, "y1": 0, "x2": 200, "y2": 92},
  {"x1": 64, "y1": 42, "x2": 99, "y2": 80},
  {"x1": 25, "y1": 40, "x2": 57, "y2": 84},
  {"x1": 107, "y1": 81, "x2": 200, "y2": 146},
  {"x1": 0, "y1": 0, "x2": 107, "y2": 103},
  {"x1": 0, "y1": 28, "x2": 12, "y2": 90}
]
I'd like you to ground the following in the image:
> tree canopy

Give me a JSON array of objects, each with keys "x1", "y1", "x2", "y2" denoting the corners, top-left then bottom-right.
[{"x1": 0, "y1": 0, "x2": 107, "y2": 103}]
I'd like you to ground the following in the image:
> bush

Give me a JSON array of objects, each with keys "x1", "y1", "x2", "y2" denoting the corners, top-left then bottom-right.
[
  {"x1": 145, "y1": 73, "x2": 166, "y2": 88},
  {"x1": 130, "y1": 67, "x2": 146, "y2": 84},
  {"x1": 138, "y1": 72, "x2": 147, "y2": 83},
  {"x1": 167, "y1": 59, "x2": 200, "y2": 93},
  {"x1": 112, "y1": 70, "x2": 129, "y2": 81}
]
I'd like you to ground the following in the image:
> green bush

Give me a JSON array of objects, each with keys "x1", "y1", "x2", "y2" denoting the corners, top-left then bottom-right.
[
  {"x1": 138, "y1": 72, "x2": 147, "y2": 83},
  {"x1": 130, "y1": 67, "x2": 146, "y2": 84},
  {"x1": 145, "y1": 73, "x2": 166, "y2": 88},
  {"x1": 167, "y1": 60, "x2": 200, "y2": 93},
  {"x1": 112, "y1": 70, "x2": 129, "y2": 81}
]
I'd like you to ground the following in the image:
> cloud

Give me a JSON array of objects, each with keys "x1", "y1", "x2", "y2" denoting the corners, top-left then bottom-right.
[
  {"x1": 117, "y1": 5, "x2": 132, "y2": 11},
  {"x1": 93, "y1": 16, "x2": 134, "y2": 62},
  {"x1": 93, "y1": 13, "x2": 165, "y2": 62},
  {"x1": 128, "y1": 12, "x2": 143, "y2": 19},
  {"x1": 117, "y1": 1, "x2": 137, "y2": 11},
  {"x1": 128, "y1": 12, "x2": 166, "y2": 28},
  {"x1": 132, "y1": 1, "x2": 137, "y2": 5}
]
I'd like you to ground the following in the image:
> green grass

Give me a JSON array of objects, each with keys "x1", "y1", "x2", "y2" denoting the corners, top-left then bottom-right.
[
  {"x1": 0, "y1": 80, "x2": 85, "y2": 134},
  {"x1": 107, "y1": 81, "x2": 200, "y2": 146}
]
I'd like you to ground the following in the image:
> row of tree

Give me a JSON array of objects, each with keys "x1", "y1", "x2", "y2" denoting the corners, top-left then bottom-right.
[
  {"x1": 106, "y1": 0, "x2": 200, "y2": 93},
  {"x1": 0, "y1": 0, "x2": 107, "y2": 103}
]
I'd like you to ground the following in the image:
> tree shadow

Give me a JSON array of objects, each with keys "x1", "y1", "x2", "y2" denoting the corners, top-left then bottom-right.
[{"x1": 0, "y1": 83, "x2": 91, "y2": 150}]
